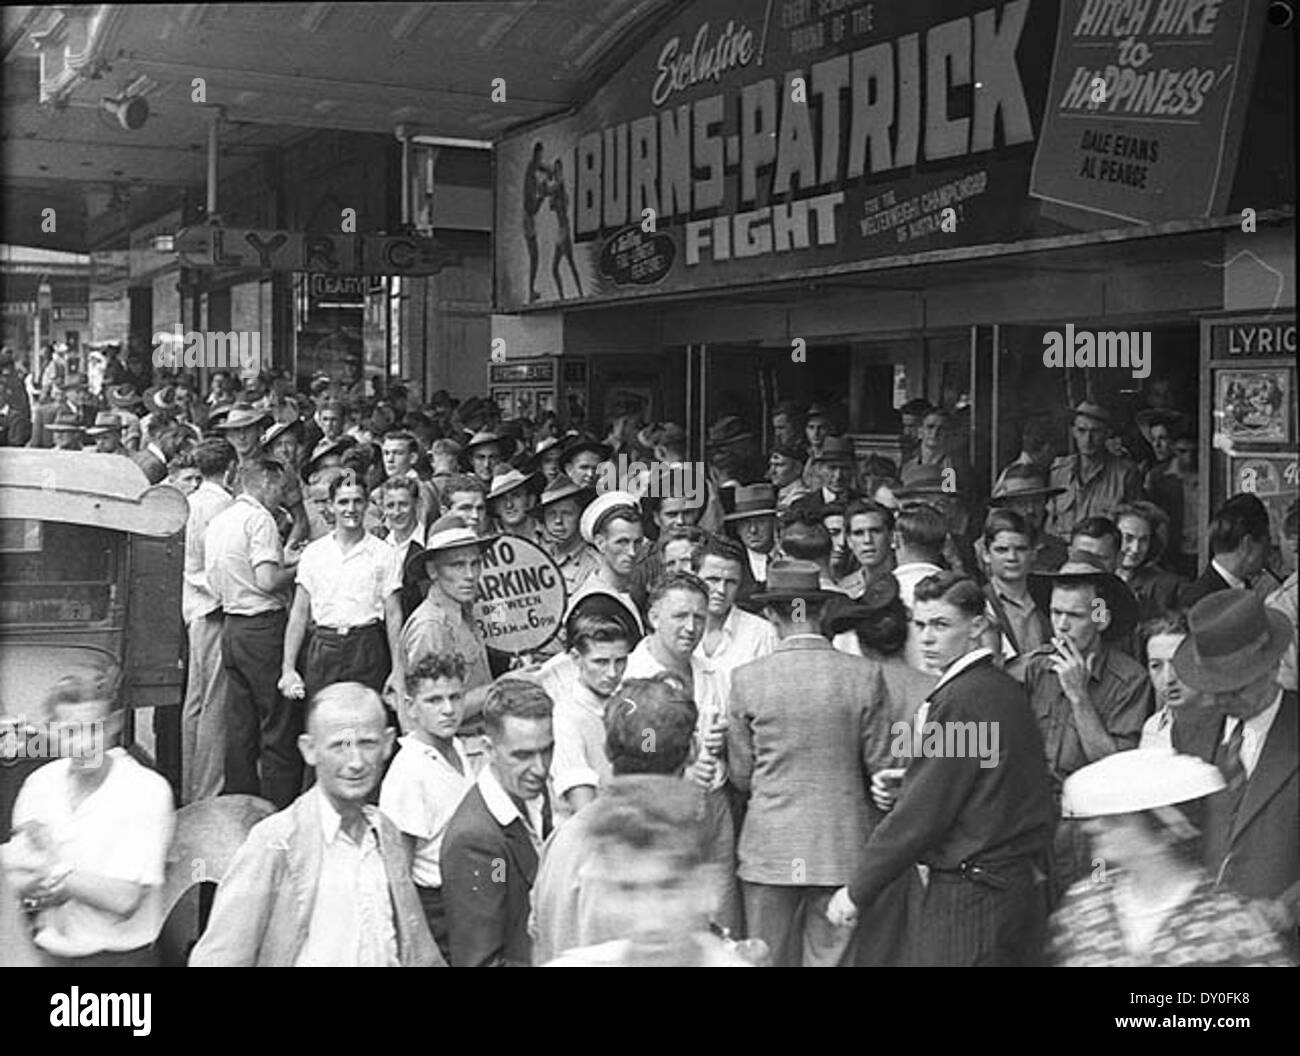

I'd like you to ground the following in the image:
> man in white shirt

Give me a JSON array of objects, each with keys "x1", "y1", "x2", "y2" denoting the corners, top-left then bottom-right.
[
  {"x1": 182, "y1": 438, "x2": 236, "y2": 803},
  {"x1": 692, "y1": 536, "x2": 778, "y2": 707},
  {"x1": 5, "y1": 682, "x2": 174, "y2": 967},
  {"x1": 280, "y1": 474, "x2": 405, "y2": 715},
  {"x1": 205, "y1": 458, "x2": 301, "y2": 808},
  {"x1": 190, "y1": 683, "x2": 443, "y2": 966},
  {"x1": 891, "y1": 504, "x2": 948, "y2": 671},
  {"x1": 624, "y1": 572, "x2": 737, "y2": 934},
  {"x1": 724, "y1": 484, "x2": 779, "y2": 590},
  {"x1": 538, "y1": 601, "x2": 637, "y2": 817},
  {"x1": 379, "y1": 654, "x2": 482, "y2": 959}
]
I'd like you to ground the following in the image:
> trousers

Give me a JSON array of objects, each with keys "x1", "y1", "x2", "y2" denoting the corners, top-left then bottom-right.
[
  {"x1": 303, "y1": 622, "x2": 390, "y2": 702},
  {"x1": 908, "y1": 860, "x2": 1047, "y2": 967},
  {"x1": 222, "y1": 609, "x2": 302, "y2": 809},
  {"x1": 742, "y1": 883, "x2": 853, "y2": 967},
  {"x1": 183, "y1": 610, "x2": 228, "y2": 803}
]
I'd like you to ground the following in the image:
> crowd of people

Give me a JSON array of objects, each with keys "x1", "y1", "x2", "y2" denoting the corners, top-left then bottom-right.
[{"x1": 2, "y1": 345, "x2": 1296, "y2": 968}]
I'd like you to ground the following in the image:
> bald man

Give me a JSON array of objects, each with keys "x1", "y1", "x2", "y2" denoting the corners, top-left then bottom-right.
[{"x1": 191, "y1": 683, "x2": 444, "y2": 966}]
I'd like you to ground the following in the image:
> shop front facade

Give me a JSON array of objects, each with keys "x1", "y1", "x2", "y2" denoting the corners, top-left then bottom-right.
[{"x1": 490, "y1": 0, "x2": 1295, "y2": 566}]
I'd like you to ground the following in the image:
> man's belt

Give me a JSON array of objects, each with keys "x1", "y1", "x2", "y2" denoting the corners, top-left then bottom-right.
[
  {"x1": 312, "y1": 621, "x2": 382, "y2": 640},
  {"x1": 927, "y1": 858, "x2": 1033, "y2": 891}
]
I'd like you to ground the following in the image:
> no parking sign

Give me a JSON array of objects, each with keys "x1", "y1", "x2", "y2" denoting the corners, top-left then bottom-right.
[{"x1": 472, "y1": 535, "x2": 567, "y2": 654}]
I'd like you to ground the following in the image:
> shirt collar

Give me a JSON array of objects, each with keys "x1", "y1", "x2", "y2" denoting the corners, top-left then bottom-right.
[
  {"x1": 398, "y1": 733, "x2": 469, "y2": 770},
  {"x1": 315, "y1": 785, "x2": 376, "y2": 846},
  {"x1": 478, "y1": 765, "x2": 528, "y2": 828},
  {"x1": 933, "y1": 647, "x2": 994, "y2": 693},
  {"x1": 1225, "y1": 689, "x2": 1285, "y2": 742},
  {"x1": 1211, "y1": 558, "x2": 1247, "y2": 590}
]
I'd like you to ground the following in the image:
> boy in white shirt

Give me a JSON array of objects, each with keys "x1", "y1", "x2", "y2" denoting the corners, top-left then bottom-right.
[{"x1": 379, "y1": 654, "x2": 482, "y2": 959}]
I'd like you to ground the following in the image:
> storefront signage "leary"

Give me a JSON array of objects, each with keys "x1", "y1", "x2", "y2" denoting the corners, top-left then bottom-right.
[{"x1": 174, "y1": 226, "x2": 460, "y2": 276}]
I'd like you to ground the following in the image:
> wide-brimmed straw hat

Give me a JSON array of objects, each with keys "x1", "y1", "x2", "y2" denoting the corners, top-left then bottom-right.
[
  {"x1": 402, "y1": 514, "x2": 497, "y2": 583},
  {"x1": 1172, "y1": 589, "x2": 1294, "y2": 693},
  {"x1": 1061, "y1": 748, "x2": 1225, "y2": 818},
  {"x1": 487, "y1": 467, "x2": 541, "y2": 502},
  {"x1": 532, "y1": 476, "x2": 594, "y2": 515}
]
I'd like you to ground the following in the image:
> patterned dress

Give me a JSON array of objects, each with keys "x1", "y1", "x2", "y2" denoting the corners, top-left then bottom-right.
[{"x1": 1050, "y1": 872, "x2": 1292, "y2": 967}]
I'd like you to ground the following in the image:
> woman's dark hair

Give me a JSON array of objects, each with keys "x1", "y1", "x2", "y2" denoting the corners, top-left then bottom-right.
[{"x1": 855, "y1": 596, "x2": 910, "y2": 657}]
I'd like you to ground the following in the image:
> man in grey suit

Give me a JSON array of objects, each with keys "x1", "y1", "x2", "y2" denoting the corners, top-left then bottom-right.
[{"x1": 727, "y1": 559, "x2": 890, "y2": 967}]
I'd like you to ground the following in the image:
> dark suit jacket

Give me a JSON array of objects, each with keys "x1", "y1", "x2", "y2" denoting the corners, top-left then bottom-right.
[
  {"x1": 848, "y1": 655, "x2": 1053, "y2": 907},
  {"x1": 1182, "y1": 563, "x2": 1233, "y2": 608},
  {"x1": 1172, "y1": 691, "x2": 1299, "y2": 924},
  {"x1": 441, "y1": 782, "x2": 543, "y2": 967}
]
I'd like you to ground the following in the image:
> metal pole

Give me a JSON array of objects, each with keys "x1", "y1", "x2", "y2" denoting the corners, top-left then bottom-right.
[
  {"x1": 684, "y1": 344, "x2": 693, "y2": 458},
  {"x1": 206, "y1": 108, "x2": 223, "y2": 222},
  {"x1": 397, "y1": 125, "x2": 411, "y2": 228},
  {"x1": 698, "y1": 343, "x2": 708, "y2": 463}
]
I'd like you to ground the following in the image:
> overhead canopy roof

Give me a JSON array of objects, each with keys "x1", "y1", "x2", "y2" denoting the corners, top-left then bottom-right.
[{"x1": 2, "y1": 1, "x2": 682, "y2": 251}]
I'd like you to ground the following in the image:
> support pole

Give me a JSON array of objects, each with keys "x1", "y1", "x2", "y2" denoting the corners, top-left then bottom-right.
[{"x1": 206, "y1": 107, "x2": 224, "y2": 223}]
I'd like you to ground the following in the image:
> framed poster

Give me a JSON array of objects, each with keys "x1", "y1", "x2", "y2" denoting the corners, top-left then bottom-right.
[{"x1": 1216, "y1": 369, "x2": 1291, "y2": 445}]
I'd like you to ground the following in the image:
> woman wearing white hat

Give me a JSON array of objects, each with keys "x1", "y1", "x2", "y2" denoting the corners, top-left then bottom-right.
[{"x1": 1048, "y1": 749, "x2": 1291, "y2": 966}]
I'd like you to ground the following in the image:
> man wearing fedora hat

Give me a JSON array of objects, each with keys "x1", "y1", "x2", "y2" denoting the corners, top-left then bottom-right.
[
  {"x1": 1022, "y1": 551, "x2": 1151, "y2": 902},
  {"x1": 789, "y1": 436, "x2": 859, "y2": 517},
  {"x1": 45, "y1": 411, "x2": 85, "y2": 452},
  {"x1": 728, "y1": 558, "x2": 886, "y2": 966},
  {"x1": 28, "y1": 372, "x2": 86, "y2": 449},
  {"x1": 84, "y1": 411, "x2": 128, "y2": 456},
  {"x1": 1172, "y1": 590, "x2": 1298, "y2": 946},
  {"x1": 462, "y1": 431, "x2": 514, "y2": 487},
  {"x1": 725, "y1": 483, "x2": 779, "y2": 590},
  {"x1": 1045, "y1": 401, "x2": 1141, "y2": 540},
  {"x1": 105, "y1": 384, "x2": 144, "y2": 451}
]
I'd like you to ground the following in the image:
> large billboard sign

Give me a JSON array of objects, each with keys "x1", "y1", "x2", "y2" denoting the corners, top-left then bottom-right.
[
  {"x1": 496, "y1": 0, "x2": 1059, "y2": 310},
  {"x1": 495, "y1": 0, "x2": 1265, "y2": 312},
  {"x1": 1029, "y1": 0, "x2": 1267, "y2": 223}
]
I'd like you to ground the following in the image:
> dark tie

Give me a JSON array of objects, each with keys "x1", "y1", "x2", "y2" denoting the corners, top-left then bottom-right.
[
  {"x1": 1216, "y1": 719, "x2": 1246, "y2": 789},
  {"x1": 541, "y1": 791, "x2": 553, "y2": 839}
]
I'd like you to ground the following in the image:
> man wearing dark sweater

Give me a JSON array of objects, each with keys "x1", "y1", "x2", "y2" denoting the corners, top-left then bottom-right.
[{"x1": 827, "y1": 571, "x2": 1053, "y2": 966}]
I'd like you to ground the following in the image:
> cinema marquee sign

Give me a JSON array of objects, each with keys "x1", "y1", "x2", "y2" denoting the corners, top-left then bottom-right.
[
  {"x1": 495, "y1": 0, "x2": 1060, "y2": 310},
  {"x1": 174, "y1": 226, "x2": 459, "y2": 276}
]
